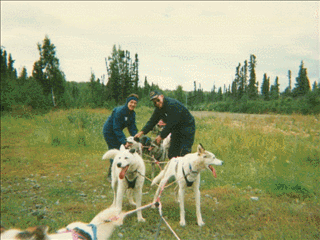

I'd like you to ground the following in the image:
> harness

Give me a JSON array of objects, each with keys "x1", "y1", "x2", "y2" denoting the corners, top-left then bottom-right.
[
  {"x1": 125, "y1": 176, "x2": 138, "y2": 189},
  {"x1": 182, "y1": 163, "x2": 198, "y2": 187},
  {"x1": 63, "y1": 223, "x2": 97, "y2": 240}
]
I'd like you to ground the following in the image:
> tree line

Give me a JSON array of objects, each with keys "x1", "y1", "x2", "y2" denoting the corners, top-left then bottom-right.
[{"x1": 1, "y1": 35, "x2": 319, "y2": 115}]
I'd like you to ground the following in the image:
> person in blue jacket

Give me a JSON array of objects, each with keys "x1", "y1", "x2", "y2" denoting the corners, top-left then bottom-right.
[
  {"x1": 103, "y1": 93, "x2": 139, "y2": 181},
  {"x1": 135, "y1": 90, "x2": 195, "y2": 159}
]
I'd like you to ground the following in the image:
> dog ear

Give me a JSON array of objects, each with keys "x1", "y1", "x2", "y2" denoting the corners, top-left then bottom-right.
[
  {"x1": 129, "y1": 148, "x2": 136, "y2": 154},
  {"x1": 120, "y1": 145, "x2": 126, "y2": 151},
  {"x1": 197, "y1": 144, "x2": 205, "y2": 155},
  {"x1": 134, "y1": 137, "x2": 140, "y2": 142}
]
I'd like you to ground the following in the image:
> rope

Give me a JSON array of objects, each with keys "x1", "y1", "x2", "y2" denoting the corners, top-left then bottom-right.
[{"x1": 161, "y1": 216, "x2": 181, "y2": 240}]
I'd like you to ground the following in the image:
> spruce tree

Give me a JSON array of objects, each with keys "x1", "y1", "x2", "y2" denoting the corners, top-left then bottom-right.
[
  {"x1": 292, "y1": 61, "x2": 310, "y2": 97},
  {"x1": 248, "y1": 54, "x2": 258, "y2": 100},
  {"x1": 32, "y1": 35, "x2": 66, "y2": 106},
  {"x1": 261, "y1": 73, "x2": 270, "y2": 100},
  {"x1": 270, "y1": 76, "x2": 280, "y2": 100}
]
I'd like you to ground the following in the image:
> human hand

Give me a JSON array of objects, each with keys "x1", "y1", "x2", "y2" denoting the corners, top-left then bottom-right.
[{"x1": 134, "y1": 131, "x2": 144, "y2": 139}]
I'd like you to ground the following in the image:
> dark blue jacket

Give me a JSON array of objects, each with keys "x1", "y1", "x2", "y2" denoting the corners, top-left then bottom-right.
[
  {"x1": 103, "y1": 105, "x2": 138, "y2": 147},
  {"x1": 141, "y1": 97, "x2": 195, "y2": 139}
]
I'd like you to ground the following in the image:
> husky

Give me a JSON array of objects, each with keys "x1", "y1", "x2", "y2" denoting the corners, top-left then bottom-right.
[
  {"x1": 151, "y1": 144, "x2": 223, "y2": 226},
  {"x1": 140, "y1": 134, "x2": 171, "y2": 178},
  {"x1": 126, "y1": 136, "x2": 142, "y2": 156},
  {"x1": 0, "y1": 206, "x2": 124, "y2": 240},
  {"x1": 102, "y1": 145, "x2": 146, "y2": 222},
  {"x1": 140, "y1": 134, "x2": 171, "y2": 162}
]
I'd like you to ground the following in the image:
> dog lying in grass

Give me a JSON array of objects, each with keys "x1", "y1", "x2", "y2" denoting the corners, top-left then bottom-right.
[
  {"x1": 151, "y1": 144, "x2": 224, "y2": 226},
  {"x1": 102, "y1": 145, "x2": 146, "y2": 222},
  {"x1": 0, "y1": 206, "x2": 125, "y2": 240}
]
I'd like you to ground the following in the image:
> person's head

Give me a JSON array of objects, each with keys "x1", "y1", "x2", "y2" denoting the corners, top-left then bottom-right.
[
  {"x1": 149, "y1": 90, "x2": 164, "y2": 109},
  {"x1": 126, "y1": 93, "x2": 139, "y2": 111}
]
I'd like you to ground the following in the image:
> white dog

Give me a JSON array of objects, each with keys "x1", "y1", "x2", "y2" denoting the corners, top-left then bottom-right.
[
  {"x1": 1, "y1": 206, "x2": 124, "y2": 240},
  {"x1": 102, "y1": 145, "x2": 146, "y2": 222},
  {"x1": 151, "y1": 144, "x2": 223, "y2": 227}
]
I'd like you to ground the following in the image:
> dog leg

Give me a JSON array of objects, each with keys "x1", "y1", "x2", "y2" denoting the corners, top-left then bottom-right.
[
  {"x1": 127, "y1": 189, "x2": 136, "y2": 206},
  {"x1": 178, "y1": 184, "x2": 186, "y2": 226},
  {"x1": 134, "y1": 187, "x2": 145, "y2": 222},
  {"x1": 111, "y1": 180, "x2": 117, "y2": 207},
  {"x1": 194, "y1": 179, "x2": 205, "y2": 226},
  {"x1": 115, "y1": 184, "x2": 126, "y2": 211},
  {"x1": 152, "y1": 176, "x2": 169, "y2": 208}
]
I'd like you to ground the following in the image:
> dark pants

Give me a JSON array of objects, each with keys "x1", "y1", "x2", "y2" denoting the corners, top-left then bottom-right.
[
  {"x1": 168, "y1": 121, "x2": 195, "y2": 159},
  {"x1": 103, "y1": 121, "x2": 122, "y2": 166}
]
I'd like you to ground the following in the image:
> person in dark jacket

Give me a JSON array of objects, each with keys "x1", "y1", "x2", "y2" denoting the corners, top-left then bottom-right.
[
  {"x1": 103, "y1": 93, "x2": 139, "y2": 181},
  {"x1": 135, "y1": 90, "x2": 195, "y2": 159}
]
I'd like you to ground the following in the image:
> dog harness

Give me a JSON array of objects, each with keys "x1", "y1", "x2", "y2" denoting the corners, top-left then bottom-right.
[
  {"x1": 62, "y1": 223, "x2": 97, "y2": 240},
  {"x1": 125, "y1": 176, "x2": 138, "y2": 189},
  {"x1": 182, "y1": 163, "x2": 198, "y2": 187}
]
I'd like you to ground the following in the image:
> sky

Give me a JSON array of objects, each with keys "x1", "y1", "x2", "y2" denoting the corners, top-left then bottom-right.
[{"x1": 1, "y1": 1, "x2": 319, "y2": 92}]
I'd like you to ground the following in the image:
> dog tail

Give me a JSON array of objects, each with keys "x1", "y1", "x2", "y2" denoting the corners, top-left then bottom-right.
[
  {"x1": 102, "y1": 149, "x2": 120, "y2": 160},
  {"x1": 151, "y1": 169, "x2": 166, "y2": 186}
]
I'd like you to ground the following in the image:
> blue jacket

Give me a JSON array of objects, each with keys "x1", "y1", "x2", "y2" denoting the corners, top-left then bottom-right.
[
  {"x1": 141, "y1": 97, "x2": 195, "y2": 139},
  {"x1": 103, "y1": 105, "x2": 138, "y2": 146}
]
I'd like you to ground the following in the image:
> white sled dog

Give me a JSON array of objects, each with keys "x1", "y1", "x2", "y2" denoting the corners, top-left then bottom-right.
[
  {"x1": 102, "y1": 145, "x2": 146, "y2": 222},
  {"x1": 151, "y1": 144, "x2": 224, "y2": 227},
  {"x1": 0, "y1": 206, "x2": 124, "y2": 240}
]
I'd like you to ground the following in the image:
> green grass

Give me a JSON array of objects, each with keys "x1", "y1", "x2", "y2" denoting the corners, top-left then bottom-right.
[{"x1": 1, "y1": 108, "x2": 319, "y2": 239}]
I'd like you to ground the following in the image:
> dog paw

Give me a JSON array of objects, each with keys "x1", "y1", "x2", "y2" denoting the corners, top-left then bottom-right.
[
  {"x1": 197, "y1": 221, "x2": 205, "y2": 227},
  {"x1": 138, "y1": 217, "x2": 146, "y2": 222},
  {"x1": 179, "y1": 220, "x2": 186, "y2": 227}
]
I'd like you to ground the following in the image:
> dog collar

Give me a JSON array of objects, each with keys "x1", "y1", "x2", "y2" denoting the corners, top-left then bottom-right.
[{"x1": 87, "y1": 224, "x2": 97, "y2": 240}]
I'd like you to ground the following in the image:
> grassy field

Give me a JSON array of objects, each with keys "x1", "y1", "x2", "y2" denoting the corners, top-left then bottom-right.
[{"x1": 1, "y1": 107, "x2": 319, "y2": 239}]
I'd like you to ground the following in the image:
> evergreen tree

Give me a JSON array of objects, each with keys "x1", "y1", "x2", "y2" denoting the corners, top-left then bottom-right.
[
  {"x1": 32, "y1": 35, "x2": 66, "y2": 106},
  {"x1": 312, "y1": 81, "x2": 318, "y2": 92},
  {"x1": 248, "y1": 54, "x2": 258, "y2": 99},
  {"x1": 217, "y1": 87, "x2": 223, "y2": 101},
  {"x1": 261, "y1": 73, "x2": 270, "y2": 100},
  {"x1": 238, "y1": 60, "x2": 248, "y2": 99},
  {"x1": 270, "y1": 76, "x2": 280, "y2": 100},
  {"x1": 175, "y1": 85, "x2": 185, "y2": 103},
  {"x1": 106, "y1": 45, "x2": 139, "y2": 103},
  {"x1": 283, "y1": 70, "x2": 292, "y2": 97},
  {"x1": 292, "y1": 61, "x2": 310, "y2": 97},
  {"x1": 133, "y1": 53, "x2": 139, "y2": 92}
]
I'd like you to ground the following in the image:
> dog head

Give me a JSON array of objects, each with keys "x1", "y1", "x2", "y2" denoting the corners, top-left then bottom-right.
[
  {"x1": 140, "y1": 136, "x2": 153, "y2": 154},
  {"x1": 197, "y1": 144, "x2": 223, "y2": 178},
  {"x1": 0, "y1": 226, "x2": 49, "y2": 240},
  {"x1": 126, "y1": 136, "x2": 142, "y2": 155},
  {"x1": 115, "y1": 145, "x2": 138, "y2": 179},
  {"x1": 140, "y1": 136, "x2": 152, "y2": 147}
]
